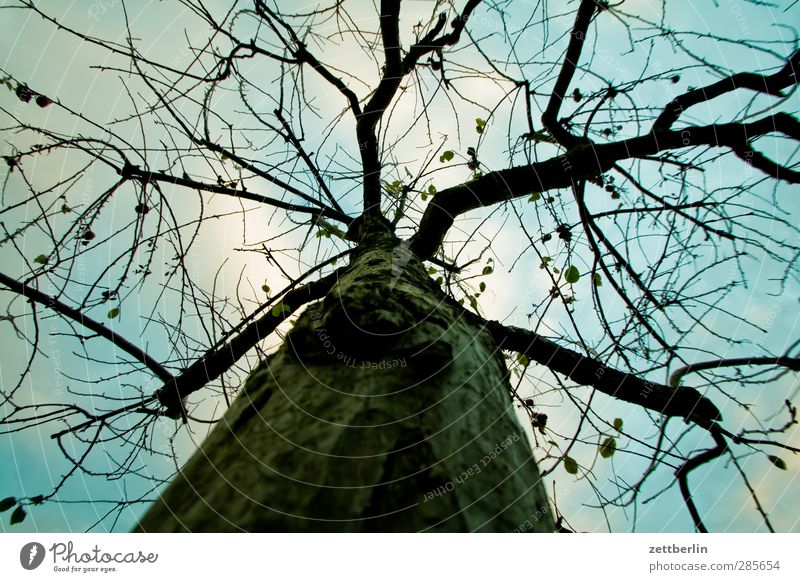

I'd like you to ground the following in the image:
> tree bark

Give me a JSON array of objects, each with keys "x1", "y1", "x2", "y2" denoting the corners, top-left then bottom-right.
[{"x1": 136, "y1": 228, "x2": 553, "y2": 532}]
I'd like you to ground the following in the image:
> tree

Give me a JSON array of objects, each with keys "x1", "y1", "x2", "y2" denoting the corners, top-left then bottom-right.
[{"x1": 0, "y1": 0, "x2": 798, "y2": 533}]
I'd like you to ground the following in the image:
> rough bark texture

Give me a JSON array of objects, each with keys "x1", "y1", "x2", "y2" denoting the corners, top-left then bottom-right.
[{"x1": 137, "y1": 227, "x2": 553, "y2": 532}]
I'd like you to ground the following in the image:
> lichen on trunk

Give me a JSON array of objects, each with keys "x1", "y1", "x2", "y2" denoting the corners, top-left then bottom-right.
[{"x1": 137, "y1": 224, "x2": 553, "y2": 532}]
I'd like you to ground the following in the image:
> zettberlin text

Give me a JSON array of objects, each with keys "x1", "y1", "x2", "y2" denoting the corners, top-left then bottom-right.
[{"x1": 649, "y1": 544, "x2": 708, "y2": 554}]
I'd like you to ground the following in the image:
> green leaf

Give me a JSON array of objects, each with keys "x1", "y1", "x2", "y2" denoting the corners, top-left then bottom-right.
[
  {"x1": 528, "y1": 192, "x2": 541, "y2": 202},
  {"x1": 261, "y1": 284, "x2": 270, "y2": 294},
  {"x1": 421, "y1": 192, "x2": 428, "y2": 201},
  {"x1": 435, "y1": 276, "x2": 443, "y2": 286},
  {"x1": 427, "y1": 184, "x2": 437, "y2": 196},
  {"x1": 107, "y1": 308, "x2": 120, "y2": 319},
  {"x1": 0, "y1": 497, "x2": 15, "y2": 512},
  {"x1": 475, "y1": 118, "x2": 486, "y2": 128},
  {"x1": 313, "y1": 225, "x2": 345, "y2": 239},
  {"x1": 517, "y1": 353, "x2": 530, "y2": 367},
  {"x1": 427, "y1": 266, "x2": 437, "y2": 275},
  {"x1": 271, "y1": 302, "x2": 292, "y2": 317},
  {"x1": 481, "y1": 266, "x2": 493, "y2": 275},
  {"x1": 768, "y1": 455, "x2": 787, "y2": 470},
  {"x1": 33, "y1": 254, "x2": 48, "y2": 265},
  {"x1": 594, "y1": 273, "x2": 603, "y2": 287},
  {"x1": 564, "y1": 265, "x2": 580, "y2": 284},
  {"x1": 526, "y1": 130, "x2": 556, "y2": 143},
  {"x1": 599, "y1": 437, "x2": 616, "y2": 459},
  {"x1": 563, "y1": 456, "x2": 578, "y2": 475},
  {"x1": 383, "y1": 179, "x2": 403, "y2": 196},
  {"x1": 479, "y1": 282, "x2": 486, "y2": 292},
  {"x1": 439, "y1": 150, "x2": 454, "y2": 163},
  {"x1": 10, "y1": 505, "x2": 26, "y2": 525},
  {"x1": 613, "y1": 417, "x2": 623, "y2": 431},
  {"x1": 30, "y1": 495, "x2": 44, "y2": 505},
  {"x1": 468, "y1": 295, "x2": 478, "y2": 310}
]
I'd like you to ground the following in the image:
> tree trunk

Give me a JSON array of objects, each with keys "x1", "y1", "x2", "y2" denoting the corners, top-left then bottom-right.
[{"x1": 136, "y1": 225, "x2": 553, "y2": 532}]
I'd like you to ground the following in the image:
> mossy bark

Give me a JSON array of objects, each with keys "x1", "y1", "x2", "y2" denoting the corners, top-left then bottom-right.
[{"x1": 137, "y1": 230, "x2": 553, "y2": 532}]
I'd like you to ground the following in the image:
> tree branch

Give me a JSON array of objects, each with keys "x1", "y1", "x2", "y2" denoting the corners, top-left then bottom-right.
[
  {"x1": 356, "y1": 0, "x2": 483, "y2": 215},
  {"x1": 126, "y1": 54, "x2": 349, "y2": 221},
  {"x1": 254, "y1": 1, "x2": 363, "y2": 118},
  {"x1": 120, "y1": 164, "x2": 352, "y2": 225},
  {"x1": 401, "y1": 0, "x2": 482, "y2": 74},
  {"x1": 155, "y1": 267, "x2": 343, "y2": 419},
  {"x1": 481, "y1": 318, "x2": 722, "y2": 426},
  {"x1": 409, "y1": 113, "x2": 800, "y2": 259},
  {"x1": 294, "y1": 42, "x2": 363, "y2": 116},
  {"x1": 0, "y1": 271, "x2": 173, "y2": 384},
  {"x1": 670, "y1": 355, "x2": 800, "y2": 388},
  {"x1": 653, "y1": 49, "x2": 800, "y2": 131},
  {"x1": 274, "y1": 108, "x2": 347, "y2": 217},
  {"x1": 355, "y1": 0, "x2": 402, "y2": 215},
  {"x1": 676, "y1": 427, "x2": 728, "y2": 533},
  {"x1": 541, "y1": 0, "x2": 598, "y2": 148}
]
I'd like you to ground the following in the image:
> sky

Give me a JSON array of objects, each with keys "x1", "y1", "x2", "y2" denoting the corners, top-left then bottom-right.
[{"x1": 0, "y1": 0, "x2": 799, "y2": 533}]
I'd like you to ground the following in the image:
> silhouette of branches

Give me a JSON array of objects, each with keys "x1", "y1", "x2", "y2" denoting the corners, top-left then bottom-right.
[{"x1": 0, "y1": 0, "x2": 798, "y2": 532}]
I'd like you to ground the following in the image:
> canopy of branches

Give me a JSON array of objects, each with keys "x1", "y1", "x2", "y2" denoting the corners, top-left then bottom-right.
[{"x1": 0, "y1": 0, "x2": 798, "y2": 532}]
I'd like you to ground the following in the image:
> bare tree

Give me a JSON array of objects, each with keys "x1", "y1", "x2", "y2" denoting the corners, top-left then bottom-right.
[{"x1": 1, "y1": 0, "x2": 798, "y2": 532}]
